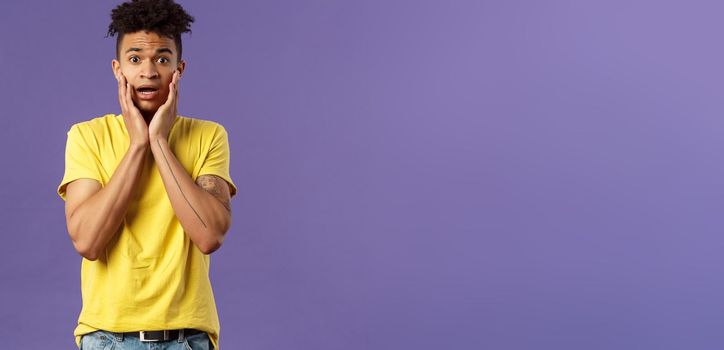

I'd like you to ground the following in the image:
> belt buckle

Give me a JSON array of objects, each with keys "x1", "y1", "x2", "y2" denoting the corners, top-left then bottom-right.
[{"x1": 140, "y1": 330, "x2": 168, "y2": 342}]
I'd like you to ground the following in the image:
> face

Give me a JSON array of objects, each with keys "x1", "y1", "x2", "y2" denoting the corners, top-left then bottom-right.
[{"x1": 112, "y1": 31, "x2": 185, "y2": 114}]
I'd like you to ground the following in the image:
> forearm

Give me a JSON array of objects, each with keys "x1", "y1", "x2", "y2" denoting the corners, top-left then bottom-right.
[
  {"x1": 68, "y1": 144, "x2": 148, "y2": 259},
  {"x1": 150, "y1": 137, "x2": 231, "y2": 254}
]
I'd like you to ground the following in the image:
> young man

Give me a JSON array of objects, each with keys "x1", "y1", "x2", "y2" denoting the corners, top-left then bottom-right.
[{"x1": 57, "y1": 1, "x2": 235, "y2": 349}]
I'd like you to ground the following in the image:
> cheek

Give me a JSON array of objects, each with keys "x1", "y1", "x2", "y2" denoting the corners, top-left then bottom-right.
[
  {"x1": 161, "y1": 74, "x2": 174, "y2": 87},
  {"x1": 119, "y1": 68, "x2": 137, "y2": 87},
  {"x1": 119, "y1": 65, "x2": 134, "y2": 76}
]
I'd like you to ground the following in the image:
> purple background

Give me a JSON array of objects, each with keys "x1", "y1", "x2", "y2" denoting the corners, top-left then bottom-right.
[{"x1": 1, "y1": 0, "x2": 723, "y2": 349}]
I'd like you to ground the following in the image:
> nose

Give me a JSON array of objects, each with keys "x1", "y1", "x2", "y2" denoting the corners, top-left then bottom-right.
[{"x1": 140, "y1": 60, "x2": 159, "y2": 79}]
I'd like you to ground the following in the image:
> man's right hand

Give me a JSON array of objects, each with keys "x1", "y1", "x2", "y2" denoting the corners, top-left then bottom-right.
[{"x1": 117, "y1": 73, "x2": 149, "y2": 147}]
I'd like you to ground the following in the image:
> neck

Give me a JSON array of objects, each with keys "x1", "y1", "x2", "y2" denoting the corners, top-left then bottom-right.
[{"x1": 142, "y1": 111, "x2": 154, "y2": 124}]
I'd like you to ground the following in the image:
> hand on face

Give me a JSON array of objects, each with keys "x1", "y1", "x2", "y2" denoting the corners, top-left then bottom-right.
[
  {"x1": 115, "y1": 70, "x2": 180, "y2": 146},
  {"x1": 113, "y1": 31, "x2": 184, "y2": 146},
  {"x1": 116, "y1": 72, "x2": 149, "y2": 147},
  {"x1": 148, "y1": 70, "x2": 180, "y2": 143}
]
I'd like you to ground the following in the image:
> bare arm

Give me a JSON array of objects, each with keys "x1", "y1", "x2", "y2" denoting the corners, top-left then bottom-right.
[
  {"x1": 64, "y1": 72, "x2": 152, "y2": 261},
  {"x1": 64, "y1": 144, "x2": 148, "y2": 260},
  {"x1": 151, "y1": 138, "x2": 232, "y2": 254},
  {"x1": 146, "y1": 71, "x2": 232, "y2": 254}
]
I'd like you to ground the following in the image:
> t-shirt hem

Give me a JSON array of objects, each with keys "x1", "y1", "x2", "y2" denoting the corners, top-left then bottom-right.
[{"x1": 75, "y1": 322, "x2": 219, "y2": 349}]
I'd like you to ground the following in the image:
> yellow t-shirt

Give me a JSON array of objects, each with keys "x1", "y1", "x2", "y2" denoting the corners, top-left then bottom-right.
[{"x1": 57, "y1": 114, "x2": 237, "y2": 349}]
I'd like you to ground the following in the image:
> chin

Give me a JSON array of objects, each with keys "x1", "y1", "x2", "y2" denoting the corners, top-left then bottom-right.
[{"x1": 138, "y1": 102, "x2": 161, "y2": 114}]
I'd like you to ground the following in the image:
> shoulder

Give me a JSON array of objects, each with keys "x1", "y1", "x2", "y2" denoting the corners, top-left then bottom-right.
[
  {"x1": 175, "y1": 116, "x2": 230, "y2": 139},
  {"x1": 67, "y1": 114, "x2": 122, "y2": 134},
  {"x1": 176, "y1": 116, "x2": 227, "y2": 130}
]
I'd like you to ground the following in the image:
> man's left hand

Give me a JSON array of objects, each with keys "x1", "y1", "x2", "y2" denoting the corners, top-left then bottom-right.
[{"x1": 149, "y1": 70, "x2": 180, "y2": 142}]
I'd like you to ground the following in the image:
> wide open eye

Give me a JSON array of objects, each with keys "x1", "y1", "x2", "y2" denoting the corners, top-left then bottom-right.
[
  {"x1": 129, "y1": 56, "x2": 140, "y2": 63},
  {"x1": 157, "y1": 57, "x2": 170, "y2": 64}
]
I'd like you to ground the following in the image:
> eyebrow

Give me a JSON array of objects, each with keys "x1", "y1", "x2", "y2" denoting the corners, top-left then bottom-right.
[{"x1": 125, "y1": 47, "x2": 174, "y2": 55}]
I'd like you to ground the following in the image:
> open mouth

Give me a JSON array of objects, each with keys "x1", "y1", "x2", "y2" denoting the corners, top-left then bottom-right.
[
  {"x1": 135, "y1": 87, "x2": 160, "y2": 99},
  {"x1": 137, "y1": 87, "x2": 158, "y2": 94}
]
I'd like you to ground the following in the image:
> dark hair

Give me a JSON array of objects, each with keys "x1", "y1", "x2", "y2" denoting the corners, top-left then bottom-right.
[{"x1": 107, "y1": 0, "x2": 194, "y2": 60}]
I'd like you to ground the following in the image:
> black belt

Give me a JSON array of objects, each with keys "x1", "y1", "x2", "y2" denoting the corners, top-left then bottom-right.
[{"x1": 121, "y1": 329, "x2": 204, "y2": 342}]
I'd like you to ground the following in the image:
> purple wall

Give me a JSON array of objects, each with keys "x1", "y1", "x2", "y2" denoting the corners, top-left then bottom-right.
[{"x1": 1, "y1": 0, "x2": 723, "y2": 349}]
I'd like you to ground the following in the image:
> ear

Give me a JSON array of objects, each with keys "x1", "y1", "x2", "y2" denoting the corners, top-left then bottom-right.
[
  {"x1": 111, "y1": 59, "x2": 121, "y2": 82},
  {"x1": 177, "y1": 60, "x2": 186, "y2": 78}
]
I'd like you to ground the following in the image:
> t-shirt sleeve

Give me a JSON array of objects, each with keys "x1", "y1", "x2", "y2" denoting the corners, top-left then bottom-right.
[
  {"x1": 198, "y1": 124, "x2": 238, "y2": 198},
  {"x1": 57, "y1": 125, "x2": 104, "y2": 201}
]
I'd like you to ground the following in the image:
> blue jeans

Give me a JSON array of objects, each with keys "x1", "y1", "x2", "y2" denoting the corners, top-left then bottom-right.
[{"x1": 80, "y1": 330, "x2": 214, "y2": 350}]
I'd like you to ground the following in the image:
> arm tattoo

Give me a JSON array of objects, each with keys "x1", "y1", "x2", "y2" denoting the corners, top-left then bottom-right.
[
  {"x1": 197, "y1": 175, "x2": 232, "y2": 213},
  {"x1": 156, "y1": 139, "x2": 208, "y2": 229}
]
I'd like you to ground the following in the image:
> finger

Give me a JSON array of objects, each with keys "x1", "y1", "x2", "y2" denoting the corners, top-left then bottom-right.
[
  {"x1": 164, "y1": 74, "x2": 177, "y2": 109},
  {"x1": 125, "y1": 81, "x2": 136, "y2": 113},
  {"x1": 121, "y1": 75, "x2": 128, "y2": 111},
  {"x1": 172, "y1": 89, "x2": 178, "y2": 117},
  {"x1": 166, "y1": 84, "x2": 176, "y2": 114},
  {"x1": 124, "y1": 76, "x2": 132, "y2": 107},
  {"x1": 120, "y1": 76, "x2": 129, "y2": 115},
  {"x1": 173, "y1": 71, "x2": 179, "y2": 113},
  {"x1": 172, "y1": 85, "x2": 178, "y2": 117},
  {"x1": 173, "y1": 71, "x2": 179, "y2": 101},
  {"x1": 118, "y1": 74, "x2": 124, "y2": 111},
  {"x1": 171, "y1": 70, "x2": 178, "y2": 90},
  {"x1": 169, "y1": 71, "x2": 177, "y2": 97}
]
